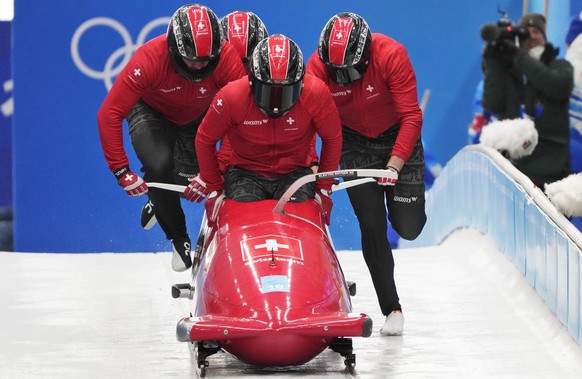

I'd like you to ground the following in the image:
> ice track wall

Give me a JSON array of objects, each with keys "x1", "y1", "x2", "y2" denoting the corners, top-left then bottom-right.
[{"x1": 400, "y1": 145, "x2": 582, "y2": 346}]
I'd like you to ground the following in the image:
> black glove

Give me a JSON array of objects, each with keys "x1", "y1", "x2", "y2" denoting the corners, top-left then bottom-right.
[{"x1": 540, "y1": 43, "x2": 558, "y2": 65}]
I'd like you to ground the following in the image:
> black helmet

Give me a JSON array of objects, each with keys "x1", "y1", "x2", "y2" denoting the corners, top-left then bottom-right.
[
  {"x1": 318, "y1": 12, "x2": 372, "y2": 86},
  {"x1": 220, "y1": 11, "x2": 268, "y2": 66},
  {"x1": 167, "y1": 4, "x2": 223, "y2": 82},
  {"x1": 249, "y1": 34, "x2": 305, "y2": 118}
]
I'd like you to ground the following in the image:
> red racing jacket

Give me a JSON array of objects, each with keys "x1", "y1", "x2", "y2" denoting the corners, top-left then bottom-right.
[
  {"x1": 97, "y1": 35, "x2": 246, "y2": 172},
  {"x1": 195, "y1": 74, "x2": 343, "y2": 192},
  {"x1": 306, "y1": 33, "x2": 423, "y2": 162}
]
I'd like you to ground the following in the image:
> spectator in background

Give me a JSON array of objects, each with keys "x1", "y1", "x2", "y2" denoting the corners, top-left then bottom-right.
[
  {"x1": 97, "y1": 4, "x2": 245, "y2": 272},
  {"x1": 481, "y1": 13, "x2": 573, "y2": 188},
  {"x1": 565, "y1": 11, "x2": 582, "y2": 173},
  {"x1": 307, "y1": 13, "x2": 426, "y2": 336}
]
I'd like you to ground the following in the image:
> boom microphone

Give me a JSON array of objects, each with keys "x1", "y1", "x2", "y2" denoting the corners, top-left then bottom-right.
[{"x1": 480, "y1": 23, "x2": 500, "y2": 42}]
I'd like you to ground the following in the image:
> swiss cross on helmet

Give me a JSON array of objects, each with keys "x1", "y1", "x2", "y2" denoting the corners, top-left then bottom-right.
[
  {"x1": 318, "y1": 12, "x2": 372, "y2": 86},
  {"x1": 220, "y1": 11, "x2": 268, "y2": 67},
  {"x1": 249, "y1": 34, "x2": 305, "y2": 118},
  {"x1": 167, "y1": 4, "x2": 223, "y2": 82}
]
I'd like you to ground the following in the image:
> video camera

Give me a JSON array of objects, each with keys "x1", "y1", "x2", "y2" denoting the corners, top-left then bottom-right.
[{"x1": 480, "y1": 8, "x2": 529, "y2": 48}]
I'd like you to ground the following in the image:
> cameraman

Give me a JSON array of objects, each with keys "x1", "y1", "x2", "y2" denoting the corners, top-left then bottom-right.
[{"x1": 481, "y1": 13, "x2": 573, "y2": 188}]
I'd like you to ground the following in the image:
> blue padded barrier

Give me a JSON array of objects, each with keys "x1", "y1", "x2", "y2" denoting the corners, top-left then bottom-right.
[
  {"x1": 568, "y1": 246, "x2": 580, "y2": 340},
  {"x1": 545, "y1": 223, "x2": 558, "y2": 315},
  {"x1": 400, "y1": 145, "x2": 582, "y2": 346},
  {"x1": 514, "y1": 189, "x2": 527, "y2": 275},
  {"x1": 556, "y1": 230, "x2": 569, "y2": 325}
]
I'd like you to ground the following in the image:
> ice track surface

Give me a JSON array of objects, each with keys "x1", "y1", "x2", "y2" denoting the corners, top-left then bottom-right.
[{"x1": 1, "y1": 228, "x2": 582, "y2": 378}]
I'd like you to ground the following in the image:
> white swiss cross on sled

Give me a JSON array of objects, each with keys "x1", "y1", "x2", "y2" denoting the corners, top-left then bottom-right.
[
  {"x1": 240, "y1": 234, "x2": 304, "y2": 261},
  {"x1": 256, "y1": 239, "x2": 288, "y2": 251}
]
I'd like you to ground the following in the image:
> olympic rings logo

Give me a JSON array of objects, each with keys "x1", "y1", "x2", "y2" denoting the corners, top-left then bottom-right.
[{"x1": 71, "y1": 17, "x2": 170, "y2": 91}]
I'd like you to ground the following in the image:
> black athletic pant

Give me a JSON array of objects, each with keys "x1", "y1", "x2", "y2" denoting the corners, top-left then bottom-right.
[
  {"x1": 127, "y1": 100, "x2": 202, "y2": 241},
  {"x1": 341, "y1": 126, "x2": 427, "y2": 315},
  {"x1": 224, "y1": 166, "x2": 315, "y2": 202}
]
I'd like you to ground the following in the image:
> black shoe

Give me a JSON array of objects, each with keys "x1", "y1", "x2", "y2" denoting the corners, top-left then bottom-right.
[
  {"x1": 141, "y1": 200, "x2": 157, "y2": 230},
  {"x1": 172, "y1": 236, "x2": 192, "y2": 272}
]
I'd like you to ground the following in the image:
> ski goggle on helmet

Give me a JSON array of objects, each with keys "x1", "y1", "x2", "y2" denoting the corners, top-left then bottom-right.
[
  {"x1": 249, "y1": 34, "x2": 305, "y2": 118},
  {"x1": 318, "y1": 12, "x2": 372, "y2": 86},
  {"x1": 166, "y1": 4, "x2": 223, "y2": 82}
]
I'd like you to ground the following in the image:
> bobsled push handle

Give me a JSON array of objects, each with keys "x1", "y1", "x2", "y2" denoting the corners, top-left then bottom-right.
[
  {"x1": 147, "y1": 169, "x2": 389, "y2": 215},
  {"x1": 146, "y1": 182, "x2": 187, "y2": 192},
  {"x1": 145, "y1": 180, "x2": 375, "y2": 194},
  {"x1": 272, "y1": 169, "x2": 391, "y2": 215}
]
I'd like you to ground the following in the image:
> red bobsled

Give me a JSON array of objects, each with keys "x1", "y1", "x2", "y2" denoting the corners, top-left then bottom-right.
[{"x1": 170, "y1": 170, "x2": 387, "y2": 372}]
